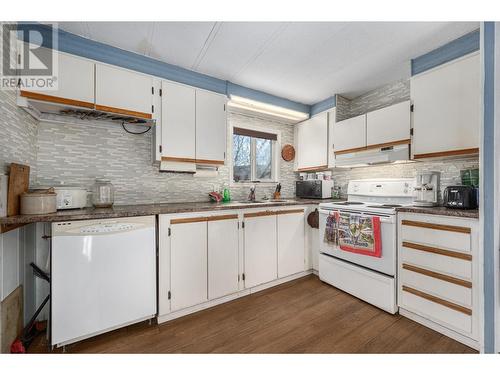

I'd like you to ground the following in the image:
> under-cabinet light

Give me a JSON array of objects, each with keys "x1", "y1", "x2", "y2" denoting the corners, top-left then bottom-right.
[{"x1": 227, "y1": 95, "x2": 309, "y2": 122}]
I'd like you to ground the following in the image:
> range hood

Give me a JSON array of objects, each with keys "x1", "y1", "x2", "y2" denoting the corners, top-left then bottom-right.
[
  {"x1": 17, "y1": 95, "x2": 155, "y2": 125},
  {"x1": 334, "y1": 144, "x2": 410, "y2": 168}
]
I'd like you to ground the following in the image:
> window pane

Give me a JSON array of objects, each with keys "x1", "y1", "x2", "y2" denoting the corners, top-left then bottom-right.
[
  {"x1": 255, "y1": 138, "x2": 272, "y2": 180},
  {"x1": 233, "y1": 134, "x2": 251, "y2": 182}
]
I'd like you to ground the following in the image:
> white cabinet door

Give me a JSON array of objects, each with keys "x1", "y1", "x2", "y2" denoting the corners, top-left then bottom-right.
[
  {"x1": 95, "y1": 64, "x2": 153, "y2": 117},
  {"x1": 296, "y1": 112, "x2": 328, "y2": 170},
  {"x1": 208, "y1": 215, "x2": 239, "y2": 300},
  {"x1": 170, "y1": 220, "x2": 208, "y2": 311},
  {"x1": 161, "y1": 81, "x2": 196, "y2": 161},
  {"x1": 19, "y1": 47, "x2": 95, "y2": 107},
  {"x1": 196, "y1": 90, "x2": 227, "y2": 164},
  {"x1": 243, "y1": 213, "x2": 277, "y2": 288},
  {"x1": 366, "y1": 101, "x2": 411, "y2": 146},
  {"x1": 411, "y1": 53, "x2": 480, "y2": 158},
  {"x1": 333, "y1": 114, "x2": 366, "y2": 153},
  {"x1": 277, "y1": 210, "x2": 305, "y2": 278}
]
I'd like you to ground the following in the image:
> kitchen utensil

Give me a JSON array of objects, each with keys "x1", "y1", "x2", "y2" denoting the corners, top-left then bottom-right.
[
  {"x1": 0, "y1": 174, "x2": 8, "y2": 217},
  {"x1": 7, "y1": 163, "x2": 30, "y2": 216}
]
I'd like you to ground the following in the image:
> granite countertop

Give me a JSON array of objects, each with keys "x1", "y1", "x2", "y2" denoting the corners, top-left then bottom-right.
[
  {"x1": 0, "y1": 198, "x2": 335, "y2": 225},
  {"x1": 396, "y1": 206, "x2": 479, "y2": 219}
]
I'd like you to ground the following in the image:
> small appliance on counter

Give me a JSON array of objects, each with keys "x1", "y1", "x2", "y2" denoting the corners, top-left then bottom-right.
[
  {"x1": 296, "y1": 180, "x2": 334, "y2": 199},
  {"x1": 443, "y1": 185, "x2": 478, "y2": 209},
  {"x1": 413, "y1": 171, "x2": 440, "y2": 207},
  {"x1": 53, "y1": 186, "x2": 89, "y2": 210}
]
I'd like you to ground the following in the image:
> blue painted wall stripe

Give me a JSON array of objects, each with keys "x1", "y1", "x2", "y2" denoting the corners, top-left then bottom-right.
[
  {"x1": 411, "y1": 29, "x2": 480, "y2": 76},
  {"x1": 310, "y1": 95, "x2": 336, "y2": 116},
  {"x1": 17, "y1": 23, "x2": 310, "y2": 113},
  {"x1": 482, "y1": 22, "x2": 495, "y2": 354}
]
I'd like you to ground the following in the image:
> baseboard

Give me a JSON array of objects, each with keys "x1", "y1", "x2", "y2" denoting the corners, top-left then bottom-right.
[
  {"x1": 158, "y1": 270, "x2": 313, "y2": 324},
  {"x1": 399, "y1": 308, "x2": 480, "y2": 351}
]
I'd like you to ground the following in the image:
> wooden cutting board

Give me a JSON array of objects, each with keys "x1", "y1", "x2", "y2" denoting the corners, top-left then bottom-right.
[{"x1": 7, "y1": 163, "x2": 30, "y2": 216}]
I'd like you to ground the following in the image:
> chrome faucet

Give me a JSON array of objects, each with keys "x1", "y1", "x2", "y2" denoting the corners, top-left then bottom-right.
[{"x1": 248, "y1": 185, "x2": 256, "y2": 202}]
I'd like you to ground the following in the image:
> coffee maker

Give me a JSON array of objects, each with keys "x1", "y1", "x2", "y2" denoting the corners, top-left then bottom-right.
[{"x1": 413, "y1": 172, "x2": 440, "y2": 207}]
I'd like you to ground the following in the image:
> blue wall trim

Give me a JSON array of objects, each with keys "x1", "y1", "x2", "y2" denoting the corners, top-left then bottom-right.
[
  {"x1": 482, "y1": 22, "x2": 496, "y2": 354},
  {"x1": 310, "y1": 95, "x2": 336, "y2": 116},
  {"x1": 17, "y1": 23, "x2": 310, "y2": 113},
  {"x1": 411, "y1": 29, "x2": 480, "y2": 76}
]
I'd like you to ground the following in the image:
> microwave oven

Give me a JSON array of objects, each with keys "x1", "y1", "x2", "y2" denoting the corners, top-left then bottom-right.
[{"x1": 296, "y1": 180, "x2": 333, "y2": 199}]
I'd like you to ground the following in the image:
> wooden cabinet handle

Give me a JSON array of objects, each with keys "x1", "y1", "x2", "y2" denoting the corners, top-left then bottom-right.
[
  {"x1": 402, "y1": 285, "x2": 472, "y2": 315},
  {"x1": 402, "y1": 241, "x2": 472, "y2": 261},
  {"x1": 401, "y1": 220, "x2": 471, "y2": 234},
  {"x1": 402, "y1": 263, "x2": 472, "y2": 288}
]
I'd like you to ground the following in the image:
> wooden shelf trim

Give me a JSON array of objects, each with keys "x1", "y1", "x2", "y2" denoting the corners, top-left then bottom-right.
[
  {"x1": 402, "y1": 241, "x2": 472, "y2": 261},
  {"x1": 401, "y1": 219, "x2": 471, "y2": 234},
  {"x1": 402, "y1": 263, "x2": 472, "y2": 288},
  {"x1": 20, "y1": 90, "x2": 94, "y2": 109},
  {"x1": 297, "y1": 165, "x2": 329, "y2": 172},
  {"x1": 335, "y1": 139, "x2": 411, "y2": 156},
  {"x1": 413, "y1": 148, "x2": 479, "y2": 160},
  {"x1": 161, "y1": 156, "x2": 224, "y2": 165},
  {"x1": 402, "y1": 285, "x2": 472, "y2": 315},
  {"x1": 244, "y1": 211, "x2": 277, "y2": 218},
  {"x1": 207, "y1": 214, "x2": 238, "y2": 222},
  {"x1": 0, "y1": 223, "x2": 27, "y2": 234},
  {"x1": 276, "y1": 209, "x2": 304, "y2": 215},
  {"x1": 95, "y1": 104, "x2": 152, "y2": 120}
]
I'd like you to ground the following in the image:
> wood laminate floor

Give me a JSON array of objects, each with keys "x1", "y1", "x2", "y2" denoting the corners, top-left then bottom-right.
[{"x1": 28, "y1": 275, "x2": 476, "y2": 354}]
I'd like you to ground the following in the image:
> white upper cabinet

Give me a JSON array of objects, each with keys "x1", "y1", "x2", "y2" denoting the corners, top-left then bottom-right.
[
  {"x1": 161, "y1": 81, "x2": 196, "y2": 161},
  {"x1": 18, "y1": 46, "x2": 95, "y2": 107},
  {"x1": 195, "y1": 90, "x2": 227, "y2": 164},
  {"x1": 411, "y1": 53, "x2": 480, "y2": 159},
  {"x1": 366, "y1": 100, "x2": 411, "y2": 146},
  {"x1": 296, "y1": 112, "x2": 328, "y2": 171},
  {"x1": 333, "y1": 114, "x2": 366, "y2": 153},
  {"x1": 95, "y1": 63, "x2": 153, "y2": 117}
]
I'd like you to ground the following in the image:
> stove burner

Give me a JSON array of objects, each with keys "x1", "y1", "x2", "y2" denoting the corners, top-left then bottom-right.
[
  {"x1": 366, "y1": 204, "x2": 402, "y2": 208},
  {"x1": 335, "y1": 201, "x2": 364, "y2": 206}
]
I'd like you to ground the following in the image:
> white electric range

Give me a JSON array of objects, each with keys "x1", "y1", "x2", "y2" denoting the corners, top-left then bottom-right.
[{"x1": 318, "y1": 178, "x2": 415, "y2": 314}]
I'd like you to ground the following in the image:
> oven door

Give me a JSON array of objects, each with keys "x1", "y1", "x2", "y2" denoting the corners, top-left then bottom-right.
[{"x1": 319, "y1": 208, "x2": 397, "y2": 276}]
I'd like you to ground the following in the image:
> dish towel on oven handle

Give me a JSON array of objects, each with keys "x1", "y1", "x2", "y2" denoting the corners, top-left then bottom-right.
[
  {"x1": 337, "y1": 211, "x2": 382, "y2": 258},
  {"x1": 324, "y1": 211, "x2": 382, "y2": 258}
]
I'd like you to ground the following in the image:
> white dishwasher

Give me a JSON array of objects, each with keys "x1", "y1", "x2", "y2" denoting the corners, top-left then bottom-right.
[{"x1": 51, "y1": 216, "x2": 156, "y2": 347}]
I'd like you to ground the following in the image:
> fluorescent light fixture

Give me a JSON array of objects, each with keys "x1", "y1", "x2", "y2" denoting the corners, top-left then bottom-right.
[{"x1": 227, "y1": 95, "x2": 309, "y2": 122}]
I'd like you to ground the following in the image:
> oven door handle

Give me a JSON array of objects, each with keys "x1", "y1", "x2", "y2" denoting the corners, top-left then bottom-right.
[{"x1": 319, "y1": 209, "x2": 395, "y2": 224}]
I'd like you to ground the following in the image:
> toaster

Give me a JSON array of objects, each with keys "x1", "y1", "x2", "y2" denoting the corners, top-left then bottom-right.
[{"x1": 443, "y1": 185, "x2": 478, "y2": 209}]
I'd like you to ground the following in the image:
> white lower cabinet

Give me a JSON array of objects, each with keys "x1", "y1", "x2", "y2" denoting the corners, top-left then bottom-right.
[
  {"x1": 243, "y1": 211, "x2": 278, "y2": 288},
  {"x1": 277, "y1": 209, "x2": 305, "y2": 278},
  {"x1": 158, "y1": 206, "x2": 308, "y2": 322},
  {"x1": 397, "y1": 212, "x2": 480, "y2": 349},
  {"x1": 170, "y1": 218, "x2": 208, "y2": 312},
  {"x1": 208, "y1": 215, "x2": 240, "y2": 300}
]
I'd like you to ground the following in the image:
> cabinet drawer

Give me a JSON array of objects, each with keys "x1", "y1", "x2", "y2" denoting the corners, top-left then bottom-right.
[
  {"x1": 400, "y1": 287, "x2": 472, "y2": 335},
  {"x1": 401, "y1": 244, "x2": 472, "y2": 279},
  {"x1": 400, "y1": 265, "x2": 472, "y2": 307},
  {"x1": 401, "y1": 220, "x2": 471, "y2": 253}
]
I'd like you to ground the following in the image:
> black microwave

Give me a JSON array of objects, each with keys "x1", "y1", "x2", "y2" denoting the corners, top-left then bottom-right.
[{"x1": 296, "y1": 180, "x2": 333, "y2": 199}]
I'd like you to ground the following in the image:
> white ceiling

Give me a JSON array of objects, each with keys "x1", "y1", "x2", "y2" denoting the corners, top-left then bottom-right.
[{"x1": 57, "y1": 21, "x2": 479, "y2": 104}]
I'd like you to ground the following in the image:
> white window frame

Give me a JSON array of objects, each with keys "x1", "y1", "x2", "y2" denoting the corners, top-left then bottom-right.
[{"x1": 229, "y1": 122, "x2": 281, "y2": 186}]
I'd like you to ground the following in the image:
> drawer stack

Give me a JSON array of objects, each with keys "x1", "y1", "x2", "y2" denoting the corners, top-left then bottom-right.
[{"x1": 397, "y1": 213, "x2": 478, "y2": 346}]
